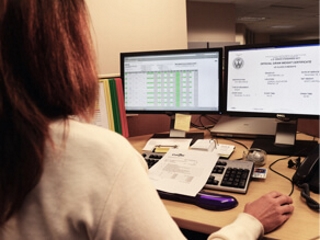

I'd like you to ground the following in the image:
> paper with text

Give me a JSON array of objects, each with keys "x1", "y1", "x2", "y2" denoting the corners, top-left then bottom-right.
[{"x1": 148, "y1": 149, "x2": 219, "y2": 196}]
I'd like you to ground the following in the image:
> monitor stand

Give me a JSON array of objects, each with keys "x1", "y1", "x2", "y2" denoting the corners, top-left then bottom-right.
[
  {"x1": 251, "y1": 120, "x2": 318, "y2": 156},
  {"x1": 151, "y1": 114, "x2": 204, "y2": 145},
  {"x1": 274, "y1": 120, "x2": 297, "y2": 146}
]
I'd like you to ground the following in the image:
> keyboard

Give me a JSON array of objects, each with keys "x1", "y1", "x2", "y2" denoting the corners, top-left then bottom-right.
[{"x1": 142, "y1": 152, "x2": 254, "y2": 194}]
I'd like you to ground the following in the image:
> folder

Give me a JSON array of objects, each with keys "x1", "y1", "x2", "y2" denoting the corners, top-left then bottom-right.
[
  {"x1": 93, "y1": 78, "x2": 129, "y2": 137},
  {"x1": 108, "y1": 78, "x2": 122, "y2": 134},
  {"x1": 102, "y1": 80, "x2": 115, "y2": 131},
  {"x1": 115, "y1": 78, "x2": 129, "y2": 137},
  {"x1": 94, "y1": 80, "x2": 111, "y2": 129}
]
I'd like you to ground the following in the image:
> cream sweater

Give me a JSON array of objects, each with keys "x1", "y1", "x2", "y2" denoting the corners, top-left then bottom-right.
[{"x1": 1, "y1": 120, "x2": 263, "y2": 239}]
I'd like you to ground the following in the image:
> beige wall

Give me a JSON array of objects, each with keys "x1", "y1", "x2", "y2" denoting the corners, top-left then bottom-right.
[
  {"x1": 87, "y1": 0, "x2": 188, "y2": 76},
  {"x1": 187, "y1": 2, "x2": 236, "y2": 43},
  {"x1": 86, "y1": 0, "x2": 188, "y2": 137}
]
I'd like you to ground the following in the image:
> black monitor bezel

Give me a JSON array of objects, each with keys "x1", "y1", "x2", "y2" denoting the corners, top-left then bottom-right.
[
  {"x1": 120, "y1": 47, "x2": 223, "y2": 115},
  {"x1": 222, "y1": 39, "x2": 320, "y2": 120}
]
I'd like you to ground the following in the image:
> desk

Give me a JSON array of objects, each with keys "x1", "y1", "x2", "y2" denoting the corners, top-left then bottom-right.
[{"x1": 128, "y1": 131, "x2": 320, "y2": 240}]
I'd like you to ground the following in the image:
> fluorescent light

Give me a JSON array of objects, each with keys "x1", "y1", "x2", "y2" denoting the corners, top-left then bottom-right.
[
  {"x1": 237, "y1": 16, "x2": 266, "y2": 22},
  {"x1": 271, "y1": 25, "x2": 295, "y2": 29}
]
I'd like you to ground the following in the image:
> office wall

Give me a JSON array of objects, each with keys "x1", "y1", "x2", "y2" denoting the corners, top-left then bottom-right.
[
  {"x1": 86, "y1": 0, "x2": 188, "y2": 76},
  {"x1": 298, "y1": 119, "x2": 320, "y2": 138},
  {"x1": 86, "y1": 0, "x2": 188, "y2": 137},
  {"x1": 187, "y1": 2, "x2": 271, "y2": 45},
  {"x1": 187, "y1": 2, "x2": 236, "y2": 43}
]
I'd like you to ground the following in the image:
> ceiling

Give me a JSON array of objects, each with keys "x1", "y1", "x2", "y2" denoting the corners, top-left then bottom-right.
[{"x1": 188, "y1": 0, "x2": 319, "y2": 42}]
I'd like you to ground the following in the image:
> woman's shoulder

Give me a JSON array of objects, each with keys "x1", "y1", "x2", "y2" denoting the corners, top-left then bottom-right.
[
  {"x1": 47, "y1": 118, "x2": 147, "y2": 173},
  {"x1": 51, "y1": 118, "x2": 125, "y2": 142},
  {"x1": 49, "y1": 119, "x2": 135, "y2": 158}
]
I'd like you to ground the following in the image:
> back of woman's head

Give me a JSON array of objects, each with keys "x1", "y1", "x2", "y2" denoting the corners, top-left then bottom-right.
[
  {"x1": 1, "y1": 0, "x2": 98, "y2": 119},
  {"x1": 0, "y1": 0, "x2": 98, "y2": 225}
]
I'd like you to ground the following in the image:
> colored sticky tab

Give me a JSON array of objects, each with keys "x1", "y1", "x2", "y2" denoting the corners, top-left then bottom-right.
[
  {"x1": 174, "y1": 113, "x2": 191, "y2": 132},
  {"x1": 153, "y1": 147, "x2": 171, "y2": 153}
]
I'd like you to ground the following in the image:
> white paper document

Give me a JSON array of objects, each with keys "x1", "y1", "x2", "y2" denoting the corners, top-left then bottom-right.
[
  {"x1": 190, "y1": 139, "x2": 217, "y2": 151},
  {"x1": 148, "y1": 148, "x2": 219, "y2": 196},
  {"x1": 190, "y1": 139, "x2": 235, "y2": 158},
  {"x1": 216, "y1": 144, "x2": 235, "y2": 158}
]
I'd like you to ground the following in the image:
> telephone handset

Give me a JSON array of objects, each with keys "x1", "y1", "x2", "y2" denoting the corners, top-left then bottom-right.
[{"x1": 292, "y1": 144, "x2": 319, "y2": 211}]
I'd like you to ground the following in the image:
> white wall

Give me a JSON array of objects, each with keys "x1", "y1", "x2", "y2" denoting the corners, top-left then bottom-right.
[{"x1": 86, "y1": 0, "x2": 188, "y2": 76}]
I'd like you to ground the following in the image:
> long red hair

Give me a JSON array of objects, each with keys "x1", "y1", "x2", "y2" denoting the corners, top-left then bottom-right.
[{"x1": 0, "y1": 0, "x2": 98, "y2": 225}]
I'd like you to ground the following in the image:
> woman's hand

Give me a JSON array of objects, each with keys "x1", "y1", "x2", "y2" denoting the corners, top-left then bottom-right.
[{"x1": 244, "y1": 191, "x2": 294, "y2": 233}]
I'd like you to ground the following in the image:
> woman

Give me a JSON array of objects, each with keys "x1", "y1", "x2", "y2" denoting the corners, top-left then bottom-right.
[{"x1": 0, "y1": 0, "x2": 294, "y2": 239}]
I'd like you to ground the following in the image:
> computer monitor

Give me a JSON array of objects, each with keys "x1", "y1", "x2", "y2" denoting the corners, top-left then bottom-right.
[
  {"x1": 223, "y1": 40, "x2": 319, "y2": 155},
  {"x1": 121, "y1": 48, "x2": 222, "y2": 141}
]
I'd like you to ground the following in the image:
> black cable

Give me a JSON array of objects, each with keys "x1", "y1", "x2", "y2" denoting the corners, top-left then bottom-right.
[
  {"x1": 205, "y1": 137, "x2": 249, "y2": 160},
  {"x1": 224, "y1": 138, "x2": 249, "y2": 151},
  {"x1": 203, "y1": 114, "x2": 220, "y2": 125},
  {"x1": 190, "y1": 115, "x2": 209, "y2": 129},
  {"x1": 298, "y1": 183, "x2": 320, "y2": 212},
  {"x1": 190, "y1": 122, "x2": 214, "y2": 130},
  {"x1": 191, "y1": 114, "x2": 219, "y2": 129},
  {"x1": 190, "y1": 115, "x2": 219, "y2": 136},
  {"x1": 268, "y1": 144, "x2": 320, "y2": 211},
  {"x1": 267, "y1": 142, "x2": 311, "y2": 196},
  {"x1": 268, "y1": 156, "x2": 295, "y2": 196}
]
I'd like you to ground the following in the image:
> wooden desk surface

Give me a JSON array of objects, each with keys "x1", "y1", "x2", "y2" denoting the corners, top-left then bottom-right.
[{"x1": 128, "y1": 131, "x2": 320, "y2": 240}]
